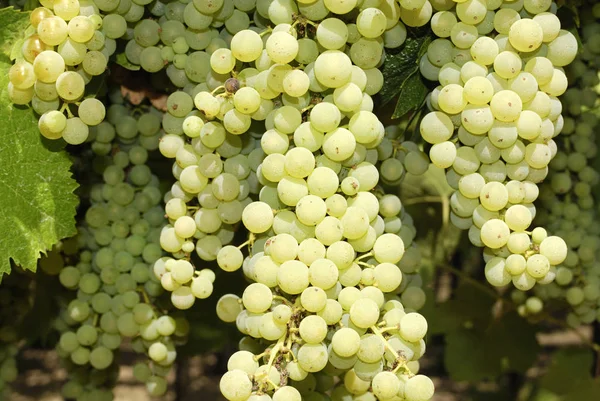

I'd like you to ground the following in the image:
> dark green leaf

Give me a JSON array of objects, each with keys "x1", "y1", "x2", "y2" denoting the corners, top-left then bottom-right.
[
  {"x1": 562, "y1": 378, "x2": 600, "y2": 401},
  {"x1": 539, "y1": 348, "x2": 595, "y2": 394},
  {"x1": 379, "y1": 27, "x2": 433, "y2": 107},
  {"x1": 445, "y1": 328, "x2": 501, "y2": 382},
  {"x1": 444, "y1": 313, "x2": 539, "y2": 382},
  {"x1": 423, "y1": 282, "x2": 496, "y2": 335},
  {"x1": 391, "y1": 71, "x2": 429, "y2": 119},
  {"x1": 485, "y1": 312, "x2": 541, "y2": 374}
]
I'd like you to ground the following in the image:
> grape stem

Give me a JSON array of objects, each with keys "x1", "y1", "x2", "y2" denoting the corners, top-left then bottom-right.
[
  {"x1": 357, "y1": 261, "x2": 375, "y2": 269},
  {"x1": 370, "y1": 325, "x2": 414, "y2": 376},
  {"x1": 355, "y1": 252, "x2": 373, "y2": 262},
  {"x1": 59, "y1": 102, "x2": 74, "y2": 118},
  {"x1": 273, "y1": 295, "x2": 293, "y2": 307},
  {"x1": 259, "y1": 27, "x2": 272, "y2": 37},
  {"x1": 255, "y1": 334, "x2": 286, "y2": 391},
  {"x1": 210, "y1": 85, "x2": 226, "y2": 96}
]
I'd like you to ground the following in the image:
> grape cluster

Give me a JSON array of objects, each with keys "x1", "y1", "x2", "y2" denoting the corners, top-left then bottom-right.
[
  {"x1": 512, "y1": 6, "x2": 600, "y2": 324},
  {"x1": 8, "y1": 0, "x2": 111, "y2": 144},
  {"x1": 137, "y1": 0, "x2": 436, "y2": 399},
  {"x1": 0, "y1": 272, "x2": 32, "y2": 397},
  {"x1": 419, "y1": 0, "x2": 572, "y2": 290},
  {"x1": 53, "y1": 101, "x2": 189, "y2": 400}
]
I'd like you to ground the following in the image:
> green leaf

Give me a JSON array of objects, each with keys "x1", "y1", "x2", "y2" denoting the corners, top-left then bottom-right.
[
  {"x1": 0, "y1": 7, "x2": 30, "y2": 59},
  {"x1": 391, "y1": 70, "x2": 429, "y2": 119},
  {"x1": 442, "y1": 310, "x2": 540, "y2": 382},
  {"x1": 115, "y1": 52, "x2": 141, "y2": 71},
  {"x1": 10, "y1": 25, "x2": 36, "y2": 61},
  {"x1": 539, "y1": 348, "x2": 595, "y2": 394},
  {"x1": 485, "y1": 313, "x2": 540, "y2": 374},
  {"x1": 0, "y1": 41, "x2": 78, "y2": 275},
  {"x1": 379, "y1": 27, "x2": 433, "y2": 108},
  {"x1": 445, "y1": 328, "x2": 501, "y2": 382},
  {"x1": 562, "y1": 378, "x2": 600, "y2": 401},
  {"x1": 423, "y1": 282, "x2": 496, "y2": 335}
]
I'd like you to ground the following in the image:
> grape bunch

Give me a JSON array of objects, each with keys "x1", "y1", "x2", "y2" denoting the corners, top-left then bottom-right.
[
  {"x1": 511, "y1": 6, "x2": 600, "y2": 324},
  {"x1": 0, "y1": 272, "x2": 33, "y2": 397},
  {"x1": 8, "y1": 0, "x2": 111, "y2": 144},
  {"x1": 419, "y1": 0, "x2": 572, "y2": 290},
  {"x1": 53, "y1": 100, "x2": 189, "y2": 399}
]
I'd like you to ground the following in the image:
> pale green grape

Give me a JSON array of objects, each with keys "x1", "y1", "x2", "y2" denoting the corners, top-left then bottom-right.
[
  {"x1": 277, "y1": 260, "x2": 309, "y2": 294},
  {"x1": 39, "y1": 110, "x2": 67, "y2": 140},
  {"x1": 493, "y1": 51, "x2": 522, "y2": 80},
  {"x1": 509, "y1": 18, "x2": 543, "y2": 52},
  {"x1": 310, "y1": 102, "x2": 341, "y2": 132},
  {"x1": 490, "y1": 90, "x2": 523, "y2": 122},
  {"x1": 356, "y1": 8, "x2": 387, "y2": 38},
  {"x1": 480, "y1": 182, "x2": 508, "y2": 212},
  {"x1": 266, "y1": 31, "x2": 298, "y2": 64},
  {"x1": 506, "y1": 254, "x2": 526, "y2": 275},
  {"x1": 470, "y1": 36, "x2": 499, "y2": 66},
  {"x1": 242, "y1": 283, "x2": 273, "y2": 313},
  {"x1": 210, "y1": 48, "x2": 236, "y2": 74},
  {"x1": 299, "y1": 315, "x2": 328, "y2": 344},
  {"x1": 78, "y1": 98, "x2": 105, "y2": 126},
  {"x1": 404, "y1": 375, "x2": 435, "y2": 401},
  {"x1": 300, "y1": 286, "x2": 328, "y2": 312},
  {"x1": 284, "y1": 147, "x2": 315, "y2": 178},
  {"x1": 297, "y1": 343, "x2": 328, "y2": 373},
  {"x1": 38, "y1": 16, "x2": 69, "y2": 46},
  {"x1": 463, "y1": 76, "x2": 494, "y2": 105},
  {"x1": 526, "y1": 254, "x2": 550, "y2": 278},
  {"x1": 401, "y1": 0, "x2": 433, "y2": 27},
  {"x1": 307, "y1": 167, "x2": 339, "y2": 198},
  {"x1": 438, "y1": 84, "x2": 467, "y2": 114},
  {"x1": 481, "y1": 219, "x2": 510, "y2": 249},
  {"x1": 539, "y1": 236, "x2": 567, "y2": 265},
  {"x1": 33, "y1": 51, "x2": 65, "y2": 83},
  {"x1": 171, "y1": 286, "x2": 196, "y2": 309},
  {"x1": 314, "y1": 50, "x2": 353, "y2": 88},
  {"x1": 308, "y1": 258, "x2": 338, "y2": 290},
  {"x1": 372, "y1": 371, "x2": 401, "y2": 400},
  {"x1": 431, "y1": 10, "x2": 457, "y2": 38},
  {"x1": 273, "y1": 386, "x2": 301, "y2": 401},
  {"x1": 322, "y1": 128, "x2": 356, "y2": 162},
  {"x1": 373, "y1": 262, "x2": 402, "y2": 292},
  {"x1": 331, "y1": 327, "x2": 361, "y2": 357},
  {"x1": 277, "y1": 175, "x2": 308, "y2": 206},
  {"x1": 220, "y1": 369, "x2": 252, "y2": 401},
  {"x1": 546, "y1": 30, "x2": 578, "y2": 67},
  {"x1": 420, "y1": 111, "x2": 454, "y2": 144},
  {"x1": 62, "y1": 117, "x2": 89, "y2": 145}
]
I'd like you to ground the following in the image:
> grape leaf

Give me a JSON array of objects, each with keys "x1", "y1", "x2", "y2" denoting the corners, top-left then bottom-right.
[
  {"x1": 539, "y1": 348, "x2": 595, "y2": 394},
  {"x1": 0, "y1": 9, "x2": 79, "y2": 275},
  {"x1": 485, "y1": 313, "x2": 540, "y2": 374},
  {"x1": 562, "y1": 378, "x2": 600, "y2": 401},
  {"x1": 444, "y1": 328, "x2": 501, "y2": 382},
  {"x1": 379, "y1": 27, "x2": 433, "y2": 112},
  {"x1": 423, "y1": 282, "x2": 496, "y2": 335},
  {"x1": 391, "y1": 70, "x2": 429, "y2": 119},
  {"x1": 0, "y1": 7, "x2": 31, "y2": 58},
  {"x1": 444, "y1": 313, "x2": 539, "y2": 382}
]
